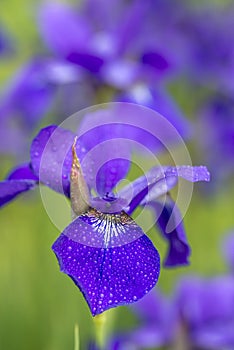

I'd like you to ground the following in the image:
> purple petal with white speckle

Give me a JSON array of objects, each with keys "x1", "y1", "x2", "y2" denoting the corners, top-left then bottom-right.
[
  {"x1": 63, "y1": 208, "x2": 144, "y2": 248},
  {"x1": 52, "y1": 209, "x2": 160, "y2": 316}
]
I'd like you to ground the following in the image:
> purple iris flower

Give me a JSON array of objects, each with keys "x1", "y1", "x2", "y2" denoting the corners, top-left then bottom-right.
[
  {"x1": 0, "y1": 120, "x2": 209, "y2": 316},
  {"x1": 111, "y1": 275, "x2": 234, "y2": 349},
  {"x1": 38, "y1": 1, "x2": 175, "y2": 86}
]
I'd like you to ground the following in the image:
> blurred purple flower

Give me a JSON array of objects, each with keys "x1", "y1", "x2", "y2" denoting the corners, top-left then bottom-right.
[
  {"x1": 115, "y1": 85, "x2": 191, "y2": 141},
  {"x1": 111, "y1": 275, "x2": 234, "y2": 349},
  {"x1": 38, "y1": 1, "x2": 178, "y2": 87},
  {"x1": 0, "y1": 25, "x2": 13, "y2": 56},
  {"x1": 222, "y1": 231, "x2": 234, "y2": 272},
  {"x1": 0, "y1": 117, "x2": 209, "y2": 315},
  {"x1": 0, "y1": 60, "x2": 55, "y2": 127},
  {"x1": 175, "y1": 276, "x2": 234, "y2": 349},
  {"x1": 111, "y1": 289, "x2": 174, "y2": 349},
  {"x1": 180, "y1": 4, "x2": 234, "y2": 91},
  {"x1": 0, "y1": 58, "x2": 94, "y2": 155},
  {"x1": 198, "y1": 93, "x2": 234, "y2": 187}
]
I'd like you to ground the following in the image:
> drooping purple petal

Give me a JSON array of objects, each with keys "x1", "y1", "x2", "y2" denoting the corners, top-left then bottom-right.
[
  {"x1": 119, "y1": 165, "x2": 210, "y2": 215},
  {"x1": 7, "y1": 163, "x2": 38, "y2": 181},
  {"x1": 0, "y1": 180, "x2": 37, "y2": 208},
  {"x1": 148, "y1": 197, "x2": 190, "y2": 267},
  {"x1": 30, "y1": 125, "x2": 86, "y2": 197},
  {"x1": 52, "y1": 209, "x2": 160, "y2": 316}
]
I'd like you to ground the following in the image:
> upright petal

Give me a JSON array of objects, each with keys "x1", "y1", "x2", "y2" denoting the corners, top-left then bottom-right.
[
  {"x1": 52, "y1": 208, "x2": 160, "y2": 315},
  {"x1": 30, "y1": 125, "x2": 86, "y2": 196},
  {"x1": 78, "y1": 111, "x2": 131, "y2": 196}
]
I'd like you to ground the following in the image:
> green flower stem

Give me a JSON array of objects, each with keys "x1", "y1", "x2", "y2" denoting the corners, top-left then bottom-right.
[{"x1": 74, "y1": 323, "x2": 80, "y2": 350}]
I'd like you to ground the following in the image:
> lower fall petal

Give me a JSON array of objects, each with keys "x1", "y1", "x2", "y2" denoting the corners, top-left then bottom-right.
[{"x1": 52, "y1": 209, "x2": 160, "y2": 316}]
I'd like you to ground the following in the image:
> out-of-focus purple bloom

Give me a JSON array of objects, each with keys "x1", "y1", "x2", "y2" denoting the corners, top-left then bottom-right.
[
  {"x1": 175, "y1": 276, "x2": 234, "y2": 349},
  {"x1": 0, "y1": 58, "x2": 94, "y2": 126},
  {"x1": 0, "y1": 58, "x2": 94, "y2": 155},
  {"x1": 115, "y1": 85, "x2": 191, "y2": 141},
  {"x1": 112, "y1": 275, "x2": 234, "y2": 349},
  {"x1": 0, "y1": 116, "x2": 209, "y2": 315},
  {"x1": 198, "y1": 93, "x2": 234, "y2": 186},
  {"x1": 107, "y1": 289, "x2": 174, "y2": 349},
  {"x1": 38, "y1": 0, "x2": 178, "y2": 86},
  {"x1": 0, "y1": 25, "x2": 13, "y2": 56},
  {"x1": 0, "y1": 60, "x2": 55, "y2": 126},
  {"x1": 180, "y1": 4, "x2": 234, "y2": 91},
  {"x1": 222, "y1": 232, "x2": 234, "y2": 272}
]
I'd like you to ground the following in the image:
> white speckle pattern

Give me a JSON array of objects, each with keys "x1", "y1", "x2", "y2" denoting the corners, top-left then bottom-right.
[{"x1": 64, "y1": 208, "x2": 144, "y2": 248}]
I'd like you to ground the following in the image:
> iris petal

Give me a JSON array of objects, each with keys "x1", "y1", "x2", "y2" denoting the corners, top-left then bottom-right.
[
  {"x1": 119, "y1": 165, "x2": 210, "y2": 214},
  {"x1": 0, "y1": 180, "x2": 37, "y2": 207},
  {"x1": 148, "y1": 198, "x2": 190, "y2": 267},
  {"x1": 0, "y1": 163, "x2": 38, "y2": 207},
  {"x1": 7, "y1": 163, "x2": 38, "y2": 181},
  {"x1": 30, "y1": 125, "x2": 86, "y2": 196},
  {"x1": 79, "y1": 113, "x2": 131, "y2": 196},
  {"x1": 52, "y1": 209, "x2": 160, "y2": 316}
]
